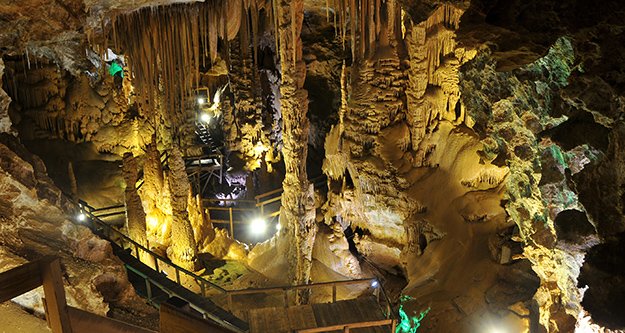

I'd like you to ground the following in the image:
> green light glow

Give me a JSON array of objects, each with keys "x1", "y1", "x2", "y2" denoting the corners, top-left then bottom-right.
[{"x1": 396, "y1": 305, "x2": 431, "y2": 333}]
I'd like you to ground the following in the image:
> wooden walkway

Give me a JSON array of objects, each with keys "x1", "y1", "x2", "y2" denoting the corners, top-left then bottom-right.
[{"x1": 248, "y1": 297, "x2": 393, "y2": 333}]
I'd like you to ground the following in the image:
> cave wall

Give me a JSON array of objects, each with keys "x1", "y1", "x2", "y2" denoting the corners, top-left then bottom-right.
[{"x1": 0, "y1": 0, "x2": 624, "y2": 331}]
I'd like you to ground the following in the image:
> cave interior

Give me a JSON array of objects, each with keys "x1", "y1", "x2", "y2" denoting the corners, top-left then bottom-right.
[{"x1": 0, "y1": 0, "x2": 624, "y2": 332}]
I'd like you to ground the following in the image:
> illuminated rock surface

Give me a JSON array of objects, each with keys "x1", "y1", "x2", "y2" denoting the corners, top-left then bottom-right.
[{"x1": 0, "y1": 0, "x2": 624, "y2": 332}]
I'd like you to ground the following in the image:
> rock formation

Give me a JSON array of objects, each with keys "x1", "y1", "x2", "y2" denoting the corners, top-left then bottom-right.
[
  {"x1": 1, "y1": 0, "x2": 624, "y2": 331},
  {"x1": 276, "y1": 0, "x2": 317, "y2": 303}
]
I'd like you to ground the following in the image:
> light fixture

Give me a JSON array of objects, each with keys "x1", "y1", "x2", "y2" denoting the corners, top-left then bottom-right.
[
  {"x1": 249, "y1": 217, "x2": 267, "y2": 236},
  {"x1": 200, "y1": 113, "x2": 211, "y2": 123},
  {"x1": 77, "y1": 212, "x2": 86, "y2": 222},
  {"x1": 371, "y1": 280, "x2": 379, "y2": 288},
  {"x1": 197, "y1": 97, "x2": 205, "y2": 105}
]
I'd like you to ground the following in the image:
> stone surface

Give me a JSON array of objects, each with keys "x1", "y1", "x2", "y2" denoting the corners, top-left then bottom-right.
[{"x1": 0, "y1": 134, "x2": 156, "y2": 329}]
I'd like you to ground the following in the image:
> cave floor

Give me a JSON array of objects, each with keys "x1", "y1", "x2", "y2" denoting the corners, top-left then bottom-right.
[{"x1": 0, "y1": 302, "x2": 50, "y2": 333}]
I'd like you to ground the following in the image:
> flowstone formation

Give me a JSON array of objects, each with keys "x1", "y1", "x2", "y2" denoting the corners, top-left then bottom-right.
[{"x1": 1, "y1": 0, "x2": 625, "y2": 331}]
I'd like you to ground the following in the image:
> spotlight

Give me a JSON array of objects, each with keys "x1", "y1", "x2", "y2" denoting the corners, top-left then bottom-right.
[
  {"x1": 197, "y1": 97, "x2": 205, "y2": 105},
  {"x1": 77, "y1": 212, "x2": 86, "y2": 222},
  {"x1": 249, "y1": 217, "x2": 267, "y2": 236},
  {"x1": 487, "y1": 327, "x2": 506, "y2": 333},
  {"x1": 200, "y1": 113, "x2": 211, "y2": 123},
  {"x1": 371, "y1": 280, "x2": 379, "y2": 288}
]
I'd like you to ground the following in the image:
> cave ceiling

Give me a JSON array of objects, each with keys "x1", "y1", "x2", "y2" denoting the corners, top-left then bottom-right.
[{"x1": 1, "y1": 0, "x2": 624, "y2": 332}]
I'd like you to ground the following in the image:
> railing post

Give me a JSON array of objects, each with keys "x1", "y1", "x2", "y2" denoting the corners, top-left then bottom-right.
[
  {"x1": 145, "y1": 277, "x2": 152, "y2": 301},
  {"x1": 40, "y1": 257, "x2": 73, "y2": 333},
  {"x1": 175, "y1": 268, "x2": 181, "y2": 284},
  {"x1": 229, "y1": 207, "x2": 234, "y2": 238},
  {"x1": 219, "y1": 155, "x2": 223, "y2": 184},
  {"x1": 343, "y1": 326, "x2": 350, "y2": 333},
  {"x1": 153, "y1": 254, "x2": 159, "y2": 272},
  {"x1": 134, "y1": 243, "x2": 139, "y2": 259},
  {"x1": 260, "y1": 203, "x2": 264, "y2": 218},
  {"x1": 200, "y1": 280, "x2": 206, "y2": 297},
  {"x1": 197, "y1": 156, "x2": 201, "y2": 195},
  {"x1": 332, "y1": 284, "x2": 337, "y2": 303},
  {"x1": 391, "y1": 319, "x2": 396, "y2": 332},
  {"x1": 227, "y1": 293, "x2": 233, "y2": 311}
]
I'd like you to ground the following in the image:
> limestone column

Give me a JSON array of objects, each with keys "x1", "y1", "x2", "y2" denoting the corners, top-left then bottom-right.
[
  {"x1": 122, "y1": 152, "x2": 147, "y2": 249},
  {"x1": 166, "y1": 146, "x2": 198, "y2": 271},
  {"x1": 0, "y1": 59, "x2": 15, "y2": 135},
  {"x1": 277, "y1": 0, "x2": 317, "y2": 304}
]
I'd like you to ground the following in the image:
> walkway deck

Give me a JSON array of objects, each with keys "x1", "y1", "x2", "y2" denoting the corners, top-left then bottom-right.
[{"x1": 248, "y1": 297, "x2": 394, "y2": 333}]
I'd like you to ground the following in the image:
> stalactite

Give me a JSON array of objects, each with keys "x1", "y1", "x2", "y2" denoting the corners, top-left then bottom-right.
[
  {"x1": 228, "y1": 35, "x2": 268, "y2": 171},
  {"x1": 107, "y1": 2, "x2": 240, "y2": 129},
  {"x1": 404, "y1": 3, "x2": 466, "y2": 147}
]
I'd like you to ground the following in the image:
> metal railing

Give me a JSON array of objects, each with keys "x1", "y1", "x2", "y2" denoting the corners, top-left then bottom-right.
[
  {"x1": 76, "y1": 197, "x2": 397, "y2": 332},
  {"x1": 78, "y1": 200, "x2": 228, "y2": 297},
  {"x1": 186, "y1": 153, "x2": 224, "y2": 195},
  {"x1": 224, "y1": 278, "x2": 393, "y2": 314},
  {"x1": 89, "y1": 204, "x2": 126, "y2": 219},
  {"x1": 202, "y1": 175, "x2": 328, "y2": 237},
  {"x1": 296, "y1": 319, "x2": 396, "y2": 333}
]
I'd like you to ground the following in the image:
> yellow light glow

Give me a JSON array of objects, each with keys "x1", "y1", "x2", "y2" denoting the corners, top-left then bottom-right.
[
  {"x1": 161, "y1": 221, "x2": 168, "y2": 235},
  {"x1": 487, "y1": 326, "x2": 507, "y2": 333},
  {"x1": 197, "y1": 97, "x2": 205, "y2": 105},
  {"x1": 147, "y1": 216, "x2": 159, "y2": 229},
  {"x1": 200, "y1": 113, "x2": 211, "y2": 123},
  {"x1": 77, "y1": 213, "x2": 86, "y2": 222},
  {"x1": 250, "y1": 217, "x2": 267, "y2": 236}
]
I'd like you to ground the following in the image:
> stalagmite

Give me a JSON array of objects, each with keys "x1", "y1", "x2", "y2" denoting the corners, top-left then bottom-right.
[
  {"x1": 277, "y1": 0, "x2": 317, "y2": 304},
  {"x1": 166, "y1": 146, "x2": 198, "y2": 270},
  {"x1": 141, "y1": 140, "x2": 165, "y2": 220},
  {"x1": 67, "y1": 161, "x2": 78, "y2": 199},
  {"x1": 122, "y1": 152, "x2": 147, "y2": 249}
]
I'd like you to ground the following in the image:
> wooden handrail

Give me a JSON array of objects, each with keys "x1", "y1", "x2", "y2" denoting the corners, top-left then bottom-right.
[
  {"x1": 254, "y1": 187, "x2": 283, "y2": 201},
  {"x1": 1, "y1": 256, "x2": 160, "y2": 333},
  {"x1": 296, "y1": 319, "x2": 395, "y2": 333},
  {"x1": 256, "y1": 195, "x2": 282, "y2": 206}
]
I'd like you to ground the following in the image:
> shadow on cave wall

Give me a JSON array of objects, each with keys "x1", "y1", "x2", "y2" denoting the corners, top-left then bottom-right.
[
  {"x1": 456, "y1": 0, "x2": 625, "y2": 71},
  {"x1": 578, "y1": 232, "x2": 625, "y2": 329}
]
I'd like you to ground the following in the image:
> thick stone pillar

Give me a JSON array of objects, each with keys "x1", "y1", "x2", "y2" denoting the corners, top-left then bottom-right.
[
  {"x1": 166, "y1": 146, "x2": 197, "y2": 270},
  {"x1": 122, "y1": 152, "x2": 147, "y2": 248},
  {"x1": 277, "y1": 0, "x2": 317, "y2": 304}
]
